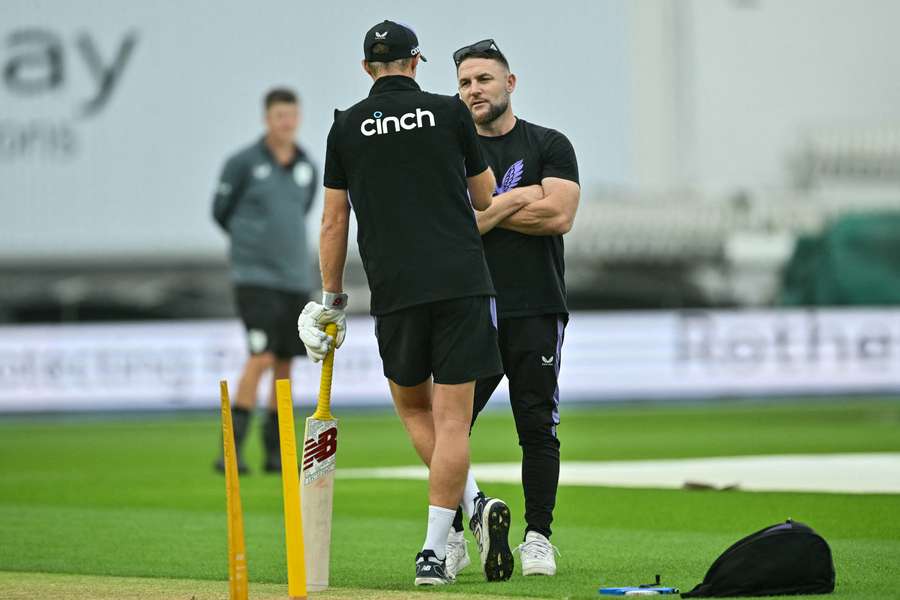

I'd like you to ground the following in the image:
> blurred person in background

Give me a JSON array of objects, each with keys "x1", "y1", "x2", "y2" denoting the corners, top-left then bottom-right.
[
  {"x1": 212, "y1": 87, "x2": 318, "y2": 474},
  {"x1": 447, "y1": 39, "x2": 580, "y2": 578}
]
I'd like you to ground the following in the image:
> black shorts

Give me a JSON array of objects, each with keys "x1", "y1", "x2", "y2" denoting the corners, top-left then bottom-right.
[
  {"x1": 234, "y1": 285, "x2": 308, "y2": 359},
  {"x1": 374, "y1": 296, "x2": 503, "y2": 386}
]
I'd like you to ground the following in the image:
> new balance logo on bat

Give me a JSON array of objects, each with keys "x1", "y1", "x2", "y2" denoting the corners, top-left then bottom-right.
[{"x1": 303, "y1": 426, "x2": 338, "y2": 470}]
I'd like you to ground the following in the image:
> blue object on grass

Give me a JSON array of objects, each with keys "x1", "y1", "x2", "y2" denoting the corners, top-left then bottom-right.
[{"x1": 599, "y1": 586, "x2": 680, "y2": 595}]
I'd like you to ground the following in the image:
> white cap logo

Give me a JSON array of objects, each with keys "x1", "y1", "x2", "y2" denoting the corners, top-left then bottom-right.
[{"x1": 374, "y1": 31, "x2": 388, "y2": 39}]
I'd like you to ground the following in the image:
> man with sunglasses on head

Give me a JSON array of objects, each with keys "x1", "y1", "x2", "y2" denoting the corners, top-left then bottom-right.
[
  {"x1": 446, "y1": 39, "x2": 580, "y2": 579},
  {"x1": 297, "y1": 21, "x2": 514, "y2": 586}
]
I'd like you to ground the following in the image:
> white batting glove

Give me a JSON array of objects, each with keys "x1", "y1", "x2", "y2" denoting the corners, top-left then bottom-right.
[{"x1": 297, "y1": 292, "x2": 348, "y2": 362}]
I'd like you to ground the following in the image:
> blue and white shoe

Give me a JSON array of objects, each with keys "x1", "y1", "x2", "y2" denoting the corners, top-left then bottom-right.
[
  {"x1": 469, "y1": 492, "x2": 514, "y2": 581},
  {"x1": 414, "y1": 549, "x2": 453, "y2": 586}
]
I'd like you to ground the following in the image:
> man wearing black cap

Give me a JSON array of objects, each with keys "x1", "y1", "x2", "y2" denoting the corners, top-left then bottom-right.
[
  {"x1": 446, "y1": 39, "x2": 580, "y2": 579},
  {"x1": 297, "y1": 21, "x2": 514, "y2": 586}
]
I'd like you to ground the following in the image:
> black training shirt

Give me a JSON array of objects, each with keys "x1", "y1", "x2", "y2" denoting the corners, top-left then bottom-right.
[
  {"x1": 324, "y1": 75, "x2": 495, "y2": 315},
  {"x1": 478, "y1": 118, "x2": 579, "y2": 318}
]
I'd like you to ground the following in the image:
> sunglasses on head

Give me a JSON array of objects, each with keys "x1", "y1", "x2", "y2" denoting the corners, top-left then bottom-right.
[{"x1": 453, "y1": 39, "x2": 504, "y2": 66}]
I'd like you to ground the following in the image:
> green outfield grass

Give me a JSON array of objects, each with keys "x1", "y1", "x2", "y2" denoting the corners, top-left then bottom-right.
[{"x1": 1, "y1": 398, "x2": 899, "y2": 599}]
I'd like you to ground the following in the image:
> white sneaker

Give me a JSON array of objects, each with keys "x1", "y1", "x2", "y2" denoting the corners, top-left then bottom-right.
[
  {"x1": 515, "y1": 531, "x2": 559, "y2": 576},
  {"x1": 444, "y1": 529, "x2": 470, "y2": 578}
]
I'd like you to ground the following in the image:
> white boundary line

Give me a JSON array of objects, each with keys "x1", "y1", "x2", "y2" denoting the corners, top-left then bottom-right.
[{"x1": 339, "y1": 453, "x2": 900, "y2": 494}]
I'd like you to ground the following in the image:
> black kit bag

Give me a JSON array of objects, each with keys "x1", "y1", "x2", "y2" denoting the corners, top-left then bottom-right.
[{"x1": 682, "y1": 520, "x2": 835, "y2": 597}]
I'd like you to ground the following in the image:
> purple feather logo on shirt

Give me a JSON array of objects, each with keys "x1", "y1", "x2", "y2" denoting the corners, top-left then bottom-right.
[{"x1": 495, "y1": 159, "x2": 524, "y2": 195}]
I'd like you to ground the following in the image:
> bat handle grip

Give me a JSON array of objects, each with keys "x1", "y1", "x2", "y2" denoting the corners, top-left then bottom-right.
[{"x1": 313, "y1": 322, "x2": 337, "y2": 420}]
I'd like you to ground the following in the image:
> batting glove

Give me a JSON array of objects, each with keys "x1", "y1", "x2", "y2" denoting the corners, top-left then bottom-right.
[{"x1": 297, "y1": 292, "x2": 348, "y2": 362}]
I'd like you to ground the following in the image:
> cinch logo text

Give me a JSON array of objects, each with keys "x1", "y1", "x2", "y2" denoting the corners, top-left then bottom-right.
[{"x1": 360, "y1": 108, "x2": 435, "y2": 136}]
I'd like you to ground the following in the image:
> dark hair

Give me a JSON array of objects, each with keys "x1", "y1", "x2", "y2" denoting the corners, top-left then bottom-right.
[
  {"x1": 456, "y1": 49, "x2": 509, "y2": 71},
  {"x1": 264, "y1": 88, "x2": 298, "y2": 110}
]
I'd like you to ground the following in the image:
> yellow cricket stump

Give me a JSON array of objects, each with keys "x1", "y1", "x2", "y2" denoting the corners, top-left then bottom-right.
[
  {"x1": 220, "y1": 381, "x2": 249, "y2": 600},
  {"x1": 276, "y1": 378, "x2": 308, "y2": 600}
]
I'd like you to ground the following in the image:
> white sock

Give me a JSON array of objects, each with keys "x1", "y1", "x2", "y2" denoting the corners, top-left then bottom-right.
[
  {"x1": 423, "y1": 505, "x2": 456, "y2": 560},
  {"x1": 462, "y1": 470, "x2": 481, "y2": 519}
]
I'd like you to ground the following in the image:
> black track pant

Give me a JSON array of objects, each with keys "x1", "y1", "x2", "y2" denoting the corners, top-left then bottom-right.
[{"x1": 473, "y1": 314, "x2": 565, "y2": 538}]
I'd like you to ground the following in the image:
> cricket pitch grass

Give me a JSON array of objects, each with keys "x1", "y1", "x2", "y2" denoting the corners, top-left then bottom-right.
[{"x1": 1, "y1": 398, "x2": 899, "y2": 599}]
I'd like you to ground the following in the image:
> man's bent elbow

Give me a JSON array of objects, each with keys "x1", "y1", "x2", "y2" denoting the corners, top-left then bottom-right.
[
  {"x1": 554, "y1": 214, "x2": 574, "y2": 235},
  {"x1": 472, "y1": 195, "x2": 492, "y2": 211}
]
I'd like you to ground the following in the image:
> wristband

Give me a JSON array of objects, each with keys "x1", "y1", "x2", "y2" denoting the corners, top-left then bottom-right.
[{"x1": 322, "y1": 291, "x2": 348, "y2": 310}]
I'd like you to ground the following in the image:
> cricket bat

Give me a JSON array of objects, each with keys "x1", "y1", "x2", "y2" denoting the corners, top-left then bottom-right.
[{"x1": 300, "y1": 322, "x2": 339, "y2": 591}]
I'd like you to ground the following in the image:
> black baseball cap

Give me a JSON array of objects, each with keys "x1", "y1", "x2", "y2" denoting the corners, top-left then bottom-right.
[{"x1": 363, "y1": 20, "x2": 427, "y2": 63}]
